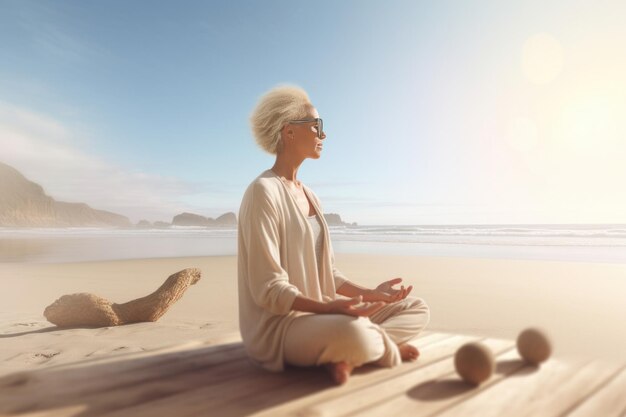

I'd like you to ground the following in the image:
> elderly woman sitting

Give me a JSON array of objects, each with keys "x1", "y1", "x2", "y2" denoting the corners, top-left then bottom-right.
[{"x1": 237, "y1": 85, "x2": 430, "y2": 384}]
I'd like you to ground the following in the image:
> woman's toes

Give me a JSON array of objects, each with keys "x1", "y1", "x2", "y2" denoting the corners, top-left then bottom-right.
[
  {"x1": 398, "y1": 343, "x2": 420, "y2": 361},
  {"x1": 325, "y1": 361, "x2": 354, "y2": 385}
]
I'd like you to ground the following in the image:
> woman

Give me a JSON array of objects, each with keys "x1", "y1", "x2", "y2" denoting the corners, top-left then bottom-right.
[{"x1": 238, "y1": 85, "x2": 430, "y2": 384}]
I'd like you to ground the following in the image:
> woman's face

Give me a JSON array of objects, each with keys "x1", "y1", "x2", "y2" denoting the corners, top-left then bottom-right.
[{"x1": 284, "y1": 107, "x2": 326, "y2": 160}]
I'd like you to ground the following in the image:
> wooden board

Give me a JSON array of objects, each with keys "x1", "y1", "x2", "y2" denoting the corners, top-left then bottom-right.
[{"x1": 0, "y1": 332, "x2": 623, "y2": 417}]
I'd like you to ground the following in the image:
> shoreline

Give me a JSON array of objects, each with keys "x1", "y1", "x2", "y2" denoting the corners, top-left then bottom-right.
[
  {"x1": 2, "y1": 224, "x2": 626, "y2": 264},
  {"x1": 2, "y1": 237, "x2": 626, "y2": 264}
]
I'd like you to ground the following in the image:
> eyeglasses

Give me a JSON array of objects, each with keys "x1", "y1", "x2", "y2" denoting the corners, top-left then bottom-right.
[{"x1": 287, "y1": 118, "x2": 324, "y2": 138}]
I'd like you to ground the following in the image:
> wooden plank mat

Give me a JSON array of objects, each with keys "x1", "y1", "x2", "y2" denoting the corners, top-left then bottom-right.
[
  {"x1": 99, "y1": 333, "x2": 456, "y2": 417},
  {"x1": 566, "y1": 365, "x2": 626, "y2": 417},
  {"x1": 0, "y1": 332, "x2": 623, "y2": 417}
]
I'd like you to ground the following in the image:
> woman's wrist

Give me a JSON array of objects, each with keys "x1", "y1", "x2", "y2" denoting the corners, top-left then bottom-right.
[
  {"x1": 360, "y1": 289, "x2": 376, "y2": 302},
  {"x1": 336, "y1": 281, "x2": 374, "y2": 300},
  {"x1": 292, "y1": 295, "x2": 331, "y2": 314}
]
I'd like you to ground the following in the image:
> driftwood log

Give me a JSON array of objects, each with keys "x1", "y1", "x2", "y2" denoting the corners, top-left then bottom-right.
[{"x1": 43, "y1": 268, "x2": 201, "y2": 327}]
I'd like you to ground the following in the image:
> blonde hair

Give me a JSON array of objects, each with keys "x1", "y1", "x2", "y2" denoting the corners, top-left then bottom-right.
[{"x1": 250, "y1": 85, "x2": 313, "y2": 154}]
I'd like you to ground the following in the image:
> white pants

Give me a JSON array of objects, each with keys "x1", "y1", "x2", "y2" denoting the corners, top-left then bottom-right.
[{"x1": 283, "y1": 297, "x2": 430, "y2": 368}]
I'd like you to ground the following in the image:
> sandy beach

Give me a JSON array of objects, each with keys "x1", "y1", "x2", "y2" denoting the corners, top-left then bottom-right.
[{"x1": 2, "y1": 253, "x2": 625, "y2": 378}]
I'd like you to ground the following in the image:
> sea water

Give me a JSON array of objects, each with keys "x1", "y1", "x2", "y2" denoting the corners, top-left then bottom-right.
[{"x1": 0, "y1": 224, "x2": 625, "y2": 264}]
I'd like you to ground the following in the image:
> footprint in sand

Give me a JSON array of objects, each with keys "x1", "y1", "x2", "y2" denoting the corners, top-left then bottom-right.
[
  {"x1": 13, "y1": 322, "x2": 42, "y2": 328},
  {"x1": 10, "y1": 349, "x2": 61, "y2": 365}
]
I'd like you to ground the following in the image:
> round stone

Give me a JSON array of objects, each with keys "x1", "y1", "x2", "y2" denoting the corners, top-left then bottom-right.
[
  {"x1": 517, "y1": 328, "x2": 551, "y2": 365},
  {"x1": 454, "y1": 342, "x2": 495, "y2": 386}
]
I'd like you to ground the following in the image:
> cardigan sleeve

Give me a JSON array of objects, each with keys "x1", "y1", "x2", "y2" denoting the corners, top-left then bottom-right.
[
  {"x1": 241, "y1": 184, "x2": 301, "y2": 315},
  {"x1": 330, "y1": 241, "x2": 348, "y2": 290}
]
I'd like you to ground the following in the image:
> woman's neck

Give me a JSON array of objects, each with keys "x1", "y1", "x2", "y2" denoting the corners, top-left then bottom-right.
[{"x1": 271, "y1": 156, "x2": 302, "y2": 182}]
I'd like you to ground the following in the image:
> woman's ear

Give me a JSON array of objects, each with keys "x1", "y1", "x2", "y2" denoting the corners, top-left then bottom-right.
[
  {"x1": 279, "y1": 127, "x2": 292, "y2": 151},
  {"x1": 281, "y1": 125, "x2": 293, "y2": 138}
]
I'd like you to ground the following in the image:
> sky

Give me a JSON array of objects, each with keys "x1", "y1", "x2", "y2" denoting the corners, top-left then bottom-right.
[{"x1": 1, "y1": 0, "x2": 625, "y2": 225}]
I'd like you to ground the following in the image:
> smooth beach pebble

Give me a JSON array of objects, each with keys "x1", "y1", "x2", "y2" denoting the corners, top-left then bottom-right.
[
  {"x1": 454, "y1": 342, "x2": 495, "y2": 386},
  {"x1": 517, "y1": 327, "x2": 551, "y2": 365}
]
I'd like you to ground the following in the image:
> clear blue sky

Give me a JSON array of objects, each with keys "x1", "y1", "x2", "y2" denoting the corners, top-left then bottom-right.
[{"x1": 1, "y1": 0, "x2": 625, "y2": 224}]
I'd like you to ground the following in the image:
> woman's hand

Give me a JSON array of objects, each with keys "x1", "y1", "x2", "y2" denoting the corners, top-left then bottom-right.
[
  {"x1": 325, "y1": 296, "x2": 386, "y2": 317},
  {"x1": 365, "y1": 278, "x2": 413, "y2": 303}
]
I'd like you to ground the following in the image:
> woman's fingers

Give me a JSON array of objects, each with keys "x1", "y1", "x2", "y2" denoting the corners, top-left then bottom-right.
[
  {"x1": 352, "y1": 301, "x2": 385, "y2": 316},
  {"x1": 344, "y1": 295, "x2": 362, "y2": 306},
  {"x1": 378, "y1": 277, "x2": 402, "y2": 292},
  {"x1": 384, "y1": 278, "x2": 403, "y2": 291},
  {"x1": 405, "y1": 285, "x2": 413, "y2": 298},
  {"x1": 339, "y1": 301, "x2": 384, "y2": 317},
  {"x1": 336, "y1": 283, "x2": 415, "y2": 316},
  {"x1": 330, "y1": 296, "x2": 362, "y2": 313},
  {"x1": 391, "y1": 286, "x2": 404, "y2": 301},
  {"x1": 389, "y1": 284, "x2": 413, "y2": 302}
]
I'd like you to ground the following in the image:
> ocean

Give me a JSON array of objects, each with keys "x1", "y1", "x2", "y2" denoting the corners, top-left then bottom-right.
[
  {"x1": 1, "y1": 224, "x2": 625, "y2": 264},
  {"x1": 3, "y1": 224, "x2": 626, "y2": 264}
]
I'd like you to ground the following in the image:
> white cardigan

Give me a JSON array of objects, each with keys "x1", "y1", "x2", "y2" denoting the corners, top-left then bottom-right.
[{"x1": 237, "y1": 169, "x2": 348, "y2": 371}]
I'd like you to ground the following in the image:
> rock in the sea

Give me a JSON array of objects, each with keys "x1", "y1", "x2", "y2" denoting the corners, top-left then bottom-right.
[
  {"x1": 136, "y1": 220, "x2": 152, "y2": 229},
  {"x1": 172, "y1": 212, "x2": 210, "y2": 226},
  {"x1": 172, "y1": 212, "x2": 234, "y2": 227},
  {"x1": 153, "y1": 221, "x2": 171, "y2": 229},
  {"x1": 324, "y1": 213, "x2": 346, "y2": 226},
  {"x1": 216, "y1": 212, "x2": 237, "y2": 225},
  {"x1": 44, "y1": 268, "x2": 201, "y2": 327}
]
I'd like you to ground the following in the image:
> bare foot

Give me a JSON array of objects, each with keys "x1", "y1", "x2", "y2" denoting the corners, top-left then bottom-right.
[
  {"x1": 398, "y1": 343, "x2": 420, "y2": 361},
  {"x1": 324, "y1": 361, "x2": 354, "y2": 385}
]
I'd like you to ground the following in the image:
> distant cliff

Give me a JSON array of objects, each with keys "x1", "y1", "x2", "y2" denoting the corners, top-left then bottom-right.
[
  {"x1": 0, "y1": 162, "x2": 131, "y2": 228},
  {"x1": 170, "y1": 212, "x2": 354, "y2": 228},
  {"x1": 172, "y1": 211, "x2": 237, "y2": 227},
  {"x1": 324, "y1": 213, "x2": 357, "y2": 227},
  {"x1": 0, "y1": 161, "x2": 356, "y2": 229}
]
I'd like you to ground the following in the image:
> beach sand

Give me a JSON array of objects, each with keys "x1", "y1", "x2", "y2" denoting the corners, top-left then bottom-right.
[{"x1": 2, "y1": 254, "x2": 625, "y2": 377}]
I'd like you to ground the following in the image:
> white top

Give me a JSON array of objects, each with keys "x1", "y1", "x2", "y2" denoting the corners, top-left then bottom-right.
[
  {"x1": 307, "y1": 214, "x2": 324, "y2": 275},
  {"x1": 237, "y1": 169, "x2": 348, "y2": 371}
]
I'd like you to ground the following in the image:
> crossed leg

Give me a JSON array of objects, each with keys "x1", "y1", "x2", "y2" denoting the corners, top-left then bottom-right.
[{"x1": 283, "y1": 297, "x2": 430, "y2": 384}]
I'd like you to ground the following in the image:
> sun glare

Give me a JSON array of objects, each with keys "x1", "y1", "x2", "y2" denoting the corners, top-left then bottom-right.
[
  {"x1": 552, "y1": 94, "x2": 624, "y2": 151},
  {"x1": 507, "y1": 117, "x2": 539, "y2": 153},
  {"x1": 522, "y1": 33, "x2": 564, "y2": 85}
]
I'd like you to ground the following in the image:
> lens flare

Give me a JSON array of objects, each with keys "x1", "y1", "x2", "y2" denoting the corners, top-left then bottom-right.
[{"x1": 522, "y1": 33, "x2": 564, "y2": 85}]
